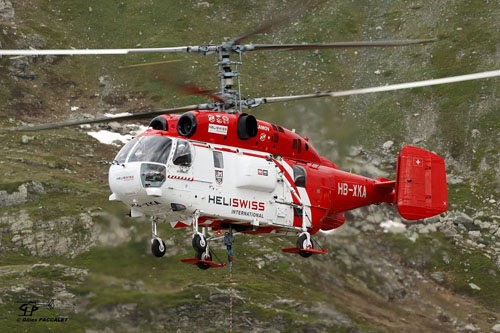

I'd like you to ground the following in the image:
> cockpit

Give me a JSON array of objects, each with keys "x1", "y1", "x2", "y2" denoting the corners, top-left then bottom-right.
[
  {"x1": 112, "y1": 136, "x2": 192, "y2": 188},
  {"x1": 115, "y1": 136, "x2": 173, "y2": 164}
]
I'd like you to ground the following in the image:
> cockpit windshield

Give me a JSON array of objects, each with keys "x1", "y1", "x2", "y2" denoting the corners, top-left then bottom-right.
[
  {"x1": 128, "y1": 136, "x2": 172, "y2": 164},
  {"x1": 114, "y1": 137, "x2": 139, "y2": 164}
]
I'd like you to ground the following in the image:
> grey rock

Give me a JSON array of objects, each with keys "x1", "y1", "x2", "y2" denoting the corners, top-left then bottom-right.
[
  {"x1": 454, "y1": 213, "x2": 479, "y2": 231},
  {"x1": 349, "y1": 145, "x2": 362, "y2": 156},
  {"x1": 442, "y1": 252, "x2": 450, "y2": 264},
  {"x1": 407, "y1": 232, "x2": 418, "y2": 242},
  {"x1": 0, "y1": 184, "x2": 28, "y2": 208},
  {"x1": 0, "y1": 0, "x2": 14, "y2": 23},
  {"x1": 418, "y1": 223, "x2": 438, "y2": 234},
  {"x1": 98, "y1": 75, "x2": 111, "y2": 87},
  {"x1": 430, "y1": 271, "x2": 445, "y2": 283},
  {"x1": 439, "y1": 225, "x2": 459, "y2": 238},
  {"x1": 382, "y1": 140, "x2": 394, "y2": 150},
  {"x1": 492, "y1": 323, "x2": 500, "y2": 332},
  {"x1": 464, "y1": 323, "x2": 480, "y2": 331},
  {"x1": 108, "y1": 121, "x2": 122, "y2": 131},
  {"x1": 447, "y1": 175, "x2": 464, "y2": 184},
  {"x1": 479, "y1": 157, "x2": 490, "y2": 171},
  {"x1": 21, "y1": 135, "x2": 34, "y2": 144},
  {"x1": 468, "y1": 230, "x2": 481, "y2": 238},
  {"x1": 469, "y1": 283, "x2": 481, "y2": 290},
  {"x1": 3, "y1": 211, "x2": 98, "y2": 257},
  {"x1": 26, "y1": 181, "x2": 45, "y2": 195}
]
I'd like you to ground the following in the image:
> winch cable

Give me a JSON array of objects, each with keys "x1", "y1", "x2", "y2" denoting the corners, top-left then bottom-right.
[{"x1": 224, "y1": 225, "x2": 235, "y2": 332}]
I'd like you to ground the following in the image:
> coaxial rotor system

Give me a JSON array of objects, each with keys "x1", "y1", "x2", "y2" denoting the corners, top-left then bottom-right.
[{"x1": 1, "y1": 0, "x2": 500, "y2": 131}]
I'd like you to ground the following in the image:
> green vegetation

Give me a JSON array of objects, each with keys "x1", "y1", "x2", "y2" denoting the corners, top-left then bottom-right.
[
  {"x1": 387, "y1": 233, "x2": 500, "y2": 310},
  {"x1": 1, "y1": 0, "x2": 500, "y2": 331}
]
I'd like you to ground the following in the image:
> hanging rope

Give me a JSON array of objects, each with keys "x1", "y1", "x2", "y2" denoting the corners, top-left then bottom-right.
[
  {"x1": 224, "y1": 225, "x2": 235, "y2": 332},
  {"x1": 229, "y1": 272, "x2": 233, "y2": 332}
]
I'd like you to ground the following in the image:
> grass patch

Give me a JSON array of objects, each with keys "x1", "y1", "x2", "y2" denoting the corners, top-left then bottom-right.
[{"x1": 386, "y1": 233, "x2": 500, "y2": 310}]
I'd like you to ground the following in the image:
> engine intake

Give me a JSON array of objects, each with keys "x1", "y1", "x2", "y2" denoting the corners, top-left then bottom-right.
[
  {"x1": 148, "y1": 116, "x2": 168, "y2": 131},
  {"x1": 177, "y1": 112, "x2": 197, "y2": 137},
  {"x1": 237, "y1": 113, "x2": 258, "y2": 140}
]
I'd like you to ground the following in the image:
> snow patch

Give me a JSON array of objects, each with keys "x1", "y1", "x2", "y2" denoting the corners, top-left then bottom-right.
[
  {"x1": 87, "y1": 125, "x2": 147, "y2": 146},
  {"x1": 104, "y1": 112, "x2": 132, "y2": 118},
  {"x1": 380, "y1": 219, "x2": 406, "y2": 233}
]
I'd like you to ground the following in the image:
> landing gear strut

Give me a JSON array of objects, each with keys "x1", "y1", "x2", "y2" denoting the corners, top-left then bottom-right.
[
  {"x1": 151, "y1": 216, "x2": 166, "y2": 258},
  {"x1": 191, "y1": 210, "x2": 211, "y2": 270}
]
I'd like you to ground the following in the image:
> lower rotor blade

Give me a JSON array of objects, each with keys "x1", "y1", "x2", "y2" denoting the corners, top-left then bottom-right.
[
  {"x1": 2, "y1": 105, "x2": 200, "y2": 132},
  {"x1": 262, "y1": 69, "x2": 500, "y2": 104},
  {"x1": 0, "y1": 47, "x2": 190, "y2": 56},
  {"x1": 120, "y1": 59, "x2": 181, "y2": 69}
]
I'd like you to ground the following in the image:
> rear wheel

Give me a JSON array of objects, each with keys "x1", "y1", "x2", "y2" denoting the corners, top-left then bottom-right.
[
  {"x1": 195, "y1": 250, "x2": 212, "y2": 270},
  {"x1": 297, "y1": 234, "x2": 313, "y2": 258}
]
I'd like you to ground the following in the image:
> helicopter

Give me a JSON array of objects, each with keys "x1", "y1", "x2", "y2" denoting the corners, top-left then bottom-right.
[{"x1": 2, "y1": 3, "x2": 500, "y2": 270}]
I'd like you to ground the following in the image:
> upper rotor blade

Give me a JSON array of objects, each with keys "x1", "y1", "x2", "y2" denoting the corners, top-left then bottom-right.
[
  {"x1": 250, "y1": 39, "x2": 436, "y2": 51},
  {"x1": 262, "y1": 69, "x2": 500, "y2": 104},
  {"x1": 2, "y1": 105, "x2": 200, "y2": 132},
  {"x1": 0, "y1": 47, "x2": 190, "y2": 56},
  {"x1": 230, "y1": 0, "x2": 320, "y2": 45}
]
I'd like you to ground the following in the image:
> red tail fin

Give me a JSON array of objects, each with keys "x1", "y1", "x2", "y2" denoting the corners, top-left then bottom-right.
[{"x1": 396, "y1": 146, "x2": 448, "y2": 220}]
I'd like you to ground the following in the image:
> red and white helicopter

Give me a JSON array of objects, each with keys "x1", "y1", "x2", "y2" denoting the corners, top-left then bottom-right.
[{"x1": 3, "y1": 6, "x2": 500, "y2": 270}]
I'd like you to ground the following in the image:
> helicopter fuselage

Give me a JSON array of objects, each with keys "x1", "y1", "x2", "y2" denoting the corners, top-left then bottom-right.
[{"x1": 108, "y1": 111, "x2": 445, "y2": 237}]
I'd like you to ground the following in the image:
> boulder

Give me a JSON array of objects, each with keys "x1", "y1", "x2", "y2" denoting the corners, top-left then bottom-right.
[
  {"x1": 0, "y1": 0, "x2": 14, "y2": 23},
  {"x1": 430, "y1": 271, "x2": 445, "y2": 283},
  {"x1": 382, "y1": 140, "x2": 394, "y2": 150}
]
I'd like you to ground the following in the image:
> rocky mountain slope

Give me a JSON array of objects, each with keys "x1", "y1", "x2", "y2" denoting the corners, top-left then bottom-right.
[{"x1": 1, "y1": 1, "x2": 500, "y2": 332}]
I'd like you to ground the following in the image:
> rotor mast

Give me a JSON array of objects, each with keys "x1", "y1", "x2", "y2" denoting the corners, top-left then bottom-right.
[{"x1": 217, "y1": 42, "x2": 243, "y2": 113}]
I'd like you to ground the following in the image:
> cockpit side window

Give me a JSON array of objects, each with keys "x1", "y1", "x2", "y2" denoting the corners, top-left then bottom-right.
[
  {"x1": 173, "y1": 139, "x2": 192, "y2": 166},
  {"x1": 293, "y1": 164, "x2": 306, "y2": 187},
  {"x1": 128, "y1": 136, "x2": 172, "y2": 164}
]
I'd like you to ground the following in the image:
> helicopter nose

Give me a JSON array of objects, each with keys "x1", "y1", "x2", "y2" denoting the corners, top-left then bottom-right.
[{"x1": 108, "y1": 163, "x2": 143, "y2": 200}]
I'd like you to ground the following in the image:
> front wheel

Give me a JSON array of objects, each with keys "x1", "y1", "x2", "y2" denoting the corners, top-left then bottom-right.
[{"x1": 151, "y1": 238, "x2": 166, "y2": 258}]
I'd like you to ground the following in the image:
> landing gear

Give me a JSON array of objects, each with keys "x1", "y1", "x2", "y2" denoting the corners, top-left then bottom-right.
[
  {"x1": 191, "y1": 210, "x2": 211, "y2": 270},
  {"x1": 282, "y1": 232, "x2": 327, "y2": 256},
  {"x1": 180, "y1": 210, "x2": 227, "y2": 269},
  {"x1": 192, "y1": 233, "x2": 207, "y2": 253},
  {"x1": 195, "y1": 250, "x2": 212, "y2": 270},
  {"x1": 152, "y1": 238, "x2": 166, "y2": 257},
  {"x1": 297, "y1": 232, "x2": 313, "y2": 258},
  {"x1": 151, "y1": 216, "x2": 166, "y2": 258}
]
